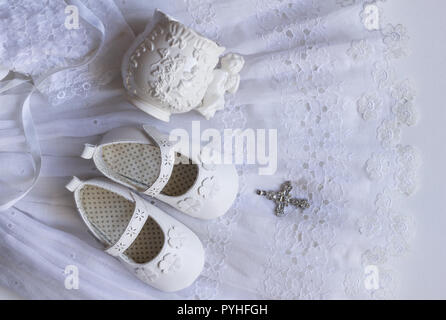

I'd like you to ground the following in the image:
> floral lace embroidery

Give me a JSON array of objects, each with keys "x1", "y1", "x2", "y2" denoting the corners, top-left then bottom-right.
[
  {"x1": 357, "y1": 93, "x2": 382, "y2": 120},
  {"x1": 347, "y1": 40, "x2": 373, "y2": 61},
  {"x1": 255, "y1": 0, "x2": 350, "y2": 299},
  {"x1": 390, "y1": 80, "x2": 418, "y2": 126},
  {"x1": 360, "y1": 3, "x2": 381, "y2": 31},
  {"x1": 180, "y1": 0, "x2": 419, "y2": 300},
  {"x1": 347, "y1": 1, "x2": 418, "y2": 298},
  {"x1": 0, "y1": 0, "x2": 134, "y2": 106},
  {"x1": 382, "y1": 24, "x2": 409, "y2": 59},
  {"x1": 254, "y1": 0, "x2": 419, "y2": 299},
  {"x1": 366, "y1": 153, "x2": 391, "y2": 180},
  {"x1": 377, "y1": 119, "x2": 402, "y2": 149}
]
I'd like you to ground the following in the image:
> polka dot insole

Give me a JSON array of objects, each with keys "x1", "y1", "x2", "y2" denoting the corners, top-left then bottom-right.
[
  {"x1": 102, "y1": 143, "x2": 198, "y2": 196},
  {"x1": 162, "y1": 153, "x2": 198, "y2": 196},
  {"x1": 102, "y1": 143, "x2": 161, "y2": 191},
  {"x1": 80, "y1": 185, "x2": 164, "y2": 264}
]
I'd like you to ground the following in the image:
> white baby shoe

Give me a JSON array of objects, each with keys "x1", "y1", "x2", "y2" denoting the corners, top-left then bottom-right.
[
  {"x1": 80, "y1": 125, "x2": 238, "y2": 219},
  {"x1": 66, "y1": 176, "x2": 204, "y2": 292}
]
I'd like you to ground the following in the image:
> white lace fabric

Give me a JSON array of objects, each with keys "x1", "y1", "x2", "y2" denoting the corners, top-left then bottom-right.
[
  {"x1": 0, "y1": 0, "x2": 134, "y2": 105},
  {"x1": 0, "y1": 0, "x2": 418, "y2": 299}
]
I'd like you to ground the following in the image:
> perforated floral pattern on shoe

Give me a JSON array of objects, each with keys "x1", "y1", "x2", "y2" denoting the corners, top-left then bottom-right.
[{"x1": 79, "y1": 185, "x2": 164, "y2": 264}]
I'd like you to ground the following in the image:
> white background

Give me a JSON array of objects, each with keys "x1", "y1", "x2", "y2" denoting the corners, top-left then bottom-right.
[
  {"x1": 384, "y1": 0, "x2": 446, "y2": 299},
  {"x1": 1, "y1": 0, "x2": 446, "y2": 299}
]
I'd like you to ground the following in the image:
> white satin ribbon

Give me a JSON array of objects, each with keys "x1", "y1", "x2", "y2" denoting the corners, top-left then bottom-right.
[
  {"x1": 0, "y1": 0, "x2": 106, "y2": 211},
  {"x1": 0, "y1": 78, "x2": 30, "y2": 94}
]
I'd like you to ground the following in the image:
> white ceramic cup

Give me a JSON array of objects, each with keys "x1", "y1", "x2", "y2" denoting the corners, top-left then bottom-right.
[{"x1": 122, "y1": 10, "x2": 244, "y2": 122}]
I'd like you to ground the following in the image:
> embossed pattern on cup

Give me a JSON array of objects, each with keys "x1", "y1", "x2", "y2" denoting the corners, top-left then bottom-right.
[
  {"x1": 122, "y1": 10, "x2": 244, "y2": 122},
  {"x1": 122, "y1": 10, "x2": 226, "y2": 121}
]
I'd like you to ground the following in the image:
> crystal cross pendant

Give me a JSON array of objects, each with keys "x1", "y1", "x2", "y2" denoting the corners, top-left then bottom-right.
[{"x1": 256, "y1": 181, "x2": 310, "y2": 217}]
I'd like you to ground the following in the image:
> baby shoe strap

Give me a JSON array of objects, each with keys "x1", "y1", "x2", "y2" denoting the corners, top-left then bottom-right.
[
  {"x1": 80, "y1": 144, "x2": 97, "y2": 159},
  {"x1": 105, "y1": 193, "x2": 150, "y2": 257},
  {"x1": 141, "y1": 125, "x2": 176, "y2": 197},
  {"x1": 65, "y1": 176, "x2": 83, "y2": 192}
]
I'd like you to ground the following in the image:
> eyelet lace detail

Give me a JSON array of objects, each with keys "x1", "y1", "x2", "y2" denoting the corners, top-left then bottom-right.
[
  {"x1": 0, "y1": 0, "x2": 134, "y2": 106},
  {"x1": 177, "y1": 0, "x2": 420, "y2": 300}
]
